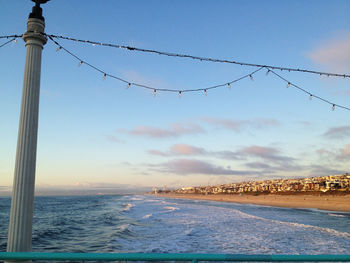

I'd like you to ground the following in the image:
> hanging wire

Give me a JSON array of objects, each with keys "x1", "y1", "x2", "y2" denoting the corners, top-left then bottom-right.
[
  {"x1": 47, "y1": 34, "x2": 350, "y2": 79},
  {"x1": 267, "y1": 69, "x2": 350, "y2": 111},
  {"x1": 48, "y1": 35, "x2": 263, "y2": 93},
  {"x1": 49, "y1": 36, "x2": 350, "y2": 111},
  {"x1": 0, "y1": 34, "x2": 22, "y2": 39},
  {"x1": 0, "y1": 37, "x2": 18, "y2": 48}
]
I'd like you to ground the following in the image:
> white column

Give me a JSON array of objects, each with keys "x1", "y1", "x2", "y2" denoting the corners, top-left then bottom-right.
[{"x1": 7, "y1": 18, "x2": 47, "y2": 256}]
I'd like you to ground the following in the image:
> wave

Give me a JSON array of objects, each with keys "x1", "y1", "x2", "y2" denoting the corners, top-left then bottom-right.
[
  {"x1": 122, "y1": 203, "x2": 135, "y2": 212},
  {"x1": 163, "y1": 206, "x2": 179, "y2": 212},
  {"x1": 129, "y1": 196, "x2": 145, "y2": 201},
  {"x1": 232, "y1": 208, "x2": 350, "y2": 238},
  {"x1": 142, "y1": 214, "x2": 152, "y2": 219}
]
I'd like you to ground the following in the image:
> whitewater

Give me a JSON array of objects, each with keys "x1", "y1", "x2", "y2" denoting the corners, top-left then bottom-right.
[{"x1": 0, "y1": 195, "x2": 349, "y2": 254}]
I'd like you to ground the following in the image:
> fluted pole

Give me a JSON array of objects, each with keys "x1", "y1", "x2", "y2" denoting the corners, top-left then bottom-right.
[{"x1": 6, "y1": 8, "x2": 47, "y2": 259}]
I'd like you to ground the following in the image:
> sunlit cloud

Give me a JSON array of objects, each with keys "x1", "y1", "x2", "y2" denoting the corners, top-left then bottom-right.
[
  {"x1": 308, "y1": 32, "x2": 350, "y2": 72},
  {"x1": 323, "y1": 126, "x2": 350, "y2": 140},
  {"x1": 151, "y1": 159, "x2": 257, "y2": 176},
  {"x1": 104, "y1": 135, "x2": 123, "y2": 143},
  {"x1": 170, "y1": 144, "x2": 207, "y2": 155},
  {"x1": 236, "y1": 145, "x2": 295, "y2": 163},
  {"x1": 148, "y1": 144, "x2": 294, "y2": 164},
  {"x1": 148, "y1": 144, "x2": 207, "y2": 156},
  {"x1": 203, "y1": 117, "x2": 280, "y2": 132},
  {"x1": 125, "y1": 123, "x2": 205, "y2": 138},
  {"x1": 337, "y1": 144, "x2": 350, "y2": 160},
  {"x1": 308, "y1": 165, "x2": 347, "y2": 177}
]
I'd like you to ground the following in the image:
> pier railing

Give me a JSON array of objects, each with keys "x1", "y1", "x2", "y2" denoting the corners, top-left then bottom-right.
[{"x1": 1, "y1": 252, "x2": 350, "y2": 262}]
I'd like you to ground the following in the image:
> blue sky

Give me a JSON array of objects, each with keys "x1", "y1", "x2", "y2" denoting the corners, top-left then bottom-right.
[{"x1": 1, "y1": 1, "x2": 350, "y2": 194}]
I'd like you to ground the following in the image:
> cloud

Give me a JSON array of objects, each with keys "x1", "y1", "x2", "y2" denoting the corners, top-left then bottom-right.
[
  {"x1": 336, "y1": 144, "x2": 350, "y2": 160},
  {"x1": 308, "y1": 165, "x2": 348, "y2": 177},
  {"x1": 126, "y1": 123, "x2": 204, "y2": 138},
  {"x1": 236, "y1": 145, "x2": 294, "y2": 163},
  {"x1": 308, "y1": 32, "x2": 350, "y2": 72},
  {"x1": 323, "y1": 126, "x2": 350, "y2": 140},
  {"x1": 151, "y1": 159, "x2": 256, "y2": 176},
  {"x1": 245, "y1": 162, "x2": 273, "y2": 170},
  {"x1": 149, "y1": 144, "x2": 208, "y2": 157},
  {"x1": 104, "y1": 135, "x2": 123, "y2": 143},
  {"x1": 203, "y1": 117, "x2": 280, "y2": 132},
  {"x1": 148, "y1": 144, "x2": 294, "y2": 165}
]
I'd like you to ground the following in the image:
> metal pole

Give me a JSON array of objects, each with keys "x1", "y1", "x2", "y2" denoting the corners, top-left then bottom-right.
[{"x1": 6, "y1": 1, "x2": 47, "y2": 260}]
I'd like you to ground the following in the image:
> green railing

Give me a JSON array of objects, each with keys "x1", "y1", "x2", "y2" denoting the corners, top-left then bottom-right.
[{"x1": 1, "y1": 252, "x2": 350, "y2": 262}]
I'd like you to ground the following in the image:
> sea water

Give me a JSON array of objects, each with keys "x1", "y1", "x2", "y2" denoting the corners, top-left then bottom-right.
[{"x1": 0, "y1": 195, "x2": 349, "y2": 254}]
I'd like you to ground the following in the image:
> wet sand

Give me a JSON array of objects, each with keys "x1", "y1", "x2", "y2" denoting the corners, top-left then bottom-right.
[{"x1": 156, "y1": 193, "x2": 350, "y2": 212}]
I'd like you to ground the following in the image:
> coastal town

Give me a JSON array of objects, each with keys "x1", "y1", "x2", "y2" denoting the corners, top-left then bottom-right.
[{"x1": 155, "y1": 174, "x2": 350, "y2": 195}]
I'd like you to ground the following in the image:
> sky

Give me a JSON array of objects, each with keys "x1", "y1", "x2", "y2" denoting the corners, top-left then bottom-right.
[{"x1": 0, "y1": 0, "x2": 350, "y2": 195}]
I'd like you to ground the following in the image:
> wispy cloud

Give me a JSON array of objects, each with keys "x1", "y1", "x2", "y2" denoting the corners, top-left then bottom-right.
[
  {"x1": 148, "y1": 144, "x2": 208, "y2": 156},
  {"x1": 125, "y1": 123, "x2": 205, "y2": 139},
  {"x1": 148, "y1": 144, "x2": 294, "y2": 164},
  {"x1": 336, "y1": 144, "x2": 350, "y2": 160},
  {"x1": 323, "y1": 126, "x2": 350, "y2": 140},
  {"x1": 308, "y1": 32, "x2": 350, "y2": 72},
  {"x1": 203, "y1": 117, "x2": 280, "y2": 132},
  {"x1": 151, "y1": 159, "x2": 256, "y2": 176},
  {"x1": 308, "y1": 165, "x2": 348, "y2": 177},
  {"x1": 104, "y1": 135, "x2": 123, "y2": 143},
  {"x1": 236, "y1": 145, "x2": 295, "y2": 164},
  {"x1": 148, "y1": 144, "x2": 299, "y2": 175}
]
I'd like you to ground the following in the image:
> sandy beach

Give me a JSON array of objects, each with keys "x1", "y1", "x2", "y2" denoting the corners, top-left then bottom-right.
[{"x1": 156, "y1": 193, "x2": 350, "y2": 212}]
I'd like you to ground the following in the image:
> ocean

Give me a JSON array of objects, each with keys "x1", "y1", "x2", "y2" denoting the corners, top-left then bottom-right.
[{"x1": 0, "y1": 195, "x2": 350, "y2": 254}]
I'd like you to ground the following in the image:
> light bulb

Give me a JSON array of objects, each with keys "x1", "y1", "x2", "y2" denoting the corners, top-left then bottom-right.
[
  {"x1": 78, "y1": 61, "x2": 83, "y2": 67},
  {"x1": 332, "y1": 104, "x2": 335, "y2": 111},
  {"x1": 309, "y1": 94, "x2": 313, "y2": 100},
  {"x1": 14, "y1": 39, "x2": 17, "y2": 44},
  {"x1": 266, "y1": 70, "x2": 270, "y2": 76},
  {"x1": 286, "y1": 82, "x2": 290, "y2": 88},
  {"x1": 153, "y1": 89, "x2": 157, "y2": 97},
  {"x1": 178, "y1": 91, "x2": 182, "y2": 98},
  {"x1": 103, "y1": 73, "x2": 107, "y2": 80},
  {"x1": 126, "y1": 83, "x2": 131, "y2": 89},
  {"x1": 204, "y1": 89, "x2": 207, "y2": 96},
  {"x1": 56, "y1": 46, "x2": 61, "y2": 52},
  {"x1": 228, "y1": 83, "x2": 231, "y2": 90},
  {"x1": 250, "y1": 75, "x2": 254, "y2": 81}
]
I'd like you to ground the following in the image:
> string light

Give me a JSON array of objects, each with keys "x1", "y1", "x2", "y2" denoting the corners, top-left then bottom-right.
[
  {"x1": 46, "y1": 34, "x2": 350, "y2": 79},
  {"x1": 0, "y1": 37, "x2": 18, "y2": 48},
  {"x1": 0, "y1": 34, "x2": 23, "y2": 39},
  {"x1": 103, "y1": 73, "x2": 107, "y2": 80},
  {"x1": 228, "y1": 83, "x2": 231, "y2": 90},
  {"x1": 1, "y1": 33, "x2": 348, "y2": 112},
  {"x1": 56, "y1": 46, "x2": 61, "y2": 52},
  {"x1": 204, "y1": 89, "x2": 207, "y2": 96},
  {"x1": 250, "y1": 74, "x2": 254, "y2": 81},
  {"x1": 153, "y1": 89, "x2": 157, "y2": 97},
  {"x1": 126, "y1": 83, "x2": 131, "y2": 89},
  {"x1": 266, "y1": 68, "x2": 350, "y2": 112},
  {"x1": 178, "y1": 91, "x2": 182, "y2": 98},
  {"x1": 47, "y1": 37, "x2": 350, "y2": 112}
]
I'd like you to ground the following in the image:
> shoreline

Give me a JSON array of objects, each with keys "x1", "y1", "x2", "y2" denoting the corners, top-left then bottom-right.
[{"x1": 154, "y1": 193, "x2": 350, "y2": 212}]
